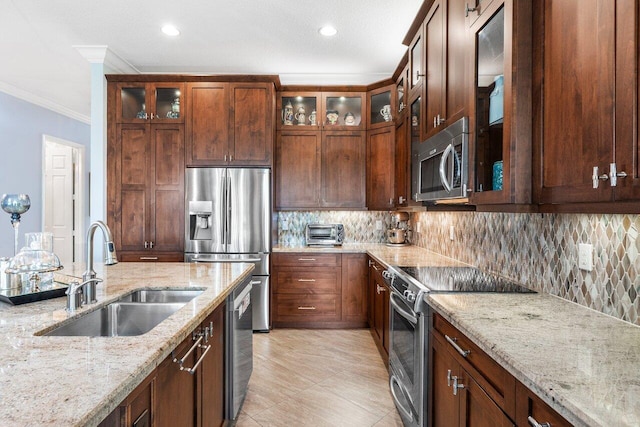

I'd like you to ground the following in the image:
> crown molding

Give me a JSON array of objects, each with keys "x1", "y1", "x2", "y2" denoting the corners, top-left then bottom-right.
[
  {"x1": 73, "y1": 45, "x2": 139, "y2": 74},
  {"x1": 0, "y1": 82, "x2": 90, "y2": 124}
]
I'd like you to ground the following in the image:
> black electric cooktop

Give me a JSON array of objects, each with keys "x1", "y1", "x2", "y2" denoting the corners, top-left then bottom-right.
[{"x1": 397, "y1": 266, "x2": 535, "y2": 293}]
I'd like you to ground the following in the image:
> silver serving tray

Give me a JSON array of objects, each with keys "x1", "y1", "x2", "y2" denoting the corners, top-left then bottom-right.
[{"x1": 0, "y1": 281, "x2": 68, "y2": 305}]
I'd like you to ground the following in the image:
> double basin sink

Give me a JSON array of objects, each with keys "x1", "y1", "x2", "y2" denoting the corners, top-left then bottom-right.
[{"x1": 43, "y1": 289, "x2": 205, "y2": 337}]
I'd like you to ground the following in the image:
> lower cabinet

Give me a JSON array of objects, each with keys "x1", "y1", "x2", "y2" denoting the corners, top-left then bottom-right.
[
  {"x1": 430, "y1": 312, "x2": 571, "y2": 427},
  {"x1": 98, "y1": 302, "x2": 226, "y2": 427},
  {"x1": 368, "y1": 257, "x2": 390, "y2": 365},
  {"x1": 272, "y1": 253, "x2": 368, "y2": 328}
]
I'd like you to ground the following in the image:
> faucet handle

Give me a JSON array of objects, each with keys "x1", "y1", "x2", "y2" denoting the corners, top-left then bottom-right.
[{"x1": 66, "y1": 278, "x2": 103, "y2": 312}]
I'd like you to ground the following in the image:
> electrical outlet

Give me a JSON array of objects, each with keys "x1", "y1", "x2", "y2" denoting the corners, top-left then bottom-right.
[
  {"x1": 449, "y1": 225, "x2": 455, "y2": 241},
  {"x1": 578, "y1": 243, "x2": 593, "y2": 272},
  {"x1": 376, "y1": 220, "x2": 383, "y2": 231},
  {"x1": 281, "y1": 218, "x2": 289, "y2": 231}
]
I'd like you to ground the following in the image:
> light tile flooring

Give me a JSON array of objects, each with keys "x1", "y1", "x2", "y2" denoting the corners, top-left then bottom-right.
[{"x1": 235, "y1": 329, "x2": 403, "y2": 427}]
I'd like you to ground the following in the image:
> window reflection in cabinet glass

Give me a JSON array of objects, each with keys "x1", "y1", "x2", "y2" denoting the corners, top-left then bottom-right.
[
  {"x1": 325, "y1": 96, "x2": 362, "y2": 127},
  {"x1": 370, "y1": 91, "x2": 392, "y2": 125},
  {"x1": 475, "y1": 6, "x2": 504, "y2": 192},
  {"x1": 156, "y1": 88, "x2": 182, "y2": 119},
  {"x1": 281, "y1": 96, "x2": 318, "y2": 126},
  {"x1": 411, "y1": 97, "x2": 421, "y2": 145},
  {"x1": 411, "y1": 35, "x2": 423, "y2": 89},
  {"x1": 397, "y1": 78, "x2": 405, "y2": 114},
  {"x1": 121, "y1": 87, "x2": 146, "y2": 120}
]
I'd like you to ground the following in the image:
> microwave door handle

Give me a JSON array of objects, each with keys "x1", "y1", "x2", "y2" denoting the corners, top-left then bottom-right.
[{"x1": 439, "y1": 144, "x2": 454, "y2": 192}]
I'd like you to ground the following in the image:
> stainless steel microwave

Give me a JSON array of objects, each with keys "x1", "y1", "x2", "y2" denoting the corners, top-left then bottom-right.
[{"x1": 412, "y1": 117, "x2": 469, "y2": 202}]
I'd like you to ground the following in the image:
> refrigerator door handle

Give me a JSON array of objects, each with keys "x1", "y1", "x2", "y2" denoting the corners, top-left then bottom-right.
[
  {"x1": 226, "y1": 175, "x2": 232, "y2": 249},
  {"x1": 220, "y1": 171, "x2": 227, "y2": 246}
]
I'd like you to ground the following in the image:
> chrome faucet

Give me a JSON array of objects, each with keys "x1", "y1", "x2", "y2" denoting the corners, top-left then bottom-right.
[
  {"x1": 66, "y1": 278, "x2": 102, "y2": 312},
  {"x1": 82, "y1": 221, "x2": 118, "y2": 303}
]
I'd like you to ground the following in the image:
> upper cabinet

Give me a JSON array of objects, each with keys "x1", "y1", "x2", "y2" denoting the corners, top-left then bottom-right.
[
  {"x1": 367, "y1": 85, "x2": 396, "y2": 129},
  {"x1": 186, "y1": 82, "x2": 274, "y2": 166},
  {"x1": 424, "y1": 0, "x2": 447, "y2": 138},
  {"x1": 116, "y1": 83, "x2": 185, "y2": 124},
  {"x1": 532, "y1": 0, "x2": 640, "y2": 207},
  {"x1": 275, "y1": 90, "x2": 367, "y2": 210},
  {"x1": 468, "y1": 0, "x2": 532, "y2": 205}
]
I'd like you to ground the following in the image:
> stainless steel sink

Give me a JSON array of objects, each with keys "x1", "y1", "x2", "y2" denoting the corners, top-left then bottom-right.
[
  {"x1": 44, "y1": 302, "x2": 185, "y2": 337},
  {"x1": 117, "y1": 289, "x2": 204, "y2": 304}
]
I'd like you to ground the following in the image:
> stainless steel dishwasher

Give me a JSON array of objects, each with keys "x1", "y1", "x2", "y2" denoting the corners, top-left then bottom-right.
[{"x1": 226, "y1": 277, "x2": 254, "y2": 420}]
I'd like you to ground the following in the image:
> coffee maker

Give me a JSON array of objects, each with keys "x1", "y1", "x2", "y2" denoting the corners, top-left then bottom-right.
[{"x1": 386, "y1": 212, "x2": 410, "y2": 246}]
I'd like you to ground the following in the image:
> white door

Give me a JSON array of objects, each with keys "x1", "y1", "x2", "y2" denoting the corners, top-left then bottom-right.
[{"x1": 44, "y1": 142, "x2": 75, "y2": 265}]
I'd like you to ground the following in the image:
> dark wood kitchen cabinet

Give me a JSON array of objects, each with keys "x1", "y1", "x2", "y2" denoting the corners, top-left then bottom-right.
[
  {"x1": 424, "y1": 0, "x2": 447, "y2": 138},
  {"x1": 515, "y1": 381, "x2": 572, "y2": 427},
  {"x1": 186, "y1": 82, "x2": 274, "y2": 166},
  {"x1": 468, "y1": 0, "x2": 532, "y2": 206},
  {"x1": 275, "y1": 90, "x2": 366, "y2": 210},
  {"x1": 108, "y1": 121, "x2": 184, "y2": 261},
  {"x1": 368, "y1": 257, "x2": 390, "y2": 365},
  {"x1": 115, "y1": 82, "x2": 185, "y2": 124},
  {"x1": 99, "y1": 302, "x2": 227, "y2": 427},
  {"x1": 366, "y1": 126, "x2": 395, "y2": 210},
  {"x1": 272, "y1": 253, "x2": 367, "y2": 328},
  {"x1": 532, "y1": 0, "x2": 640, "y2": 208}
]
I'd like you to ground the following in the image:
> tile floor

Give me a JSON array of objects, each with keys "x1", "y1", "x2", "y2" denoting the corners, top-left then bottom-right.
[{"x1": 235, "y1": 329, "x2": 403, "y2": 427}]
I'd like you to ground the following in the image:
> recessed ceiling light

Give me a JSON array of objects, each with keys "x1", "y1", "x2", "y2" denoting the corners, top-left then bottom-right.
[
  {"x1": 162, "y1": 24, "x2": 180, "y2": 36},
  {"x1": 319, "y1": 26, "x2": 337, "y2": 37}
]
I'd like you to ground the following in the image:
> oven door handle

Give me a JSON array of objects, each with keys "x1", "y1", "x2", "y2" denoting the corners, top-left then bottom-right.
[
  {"x1": 390, "y1": 374, "x2": 415, "y2": 422},
  {"x1": 390, "y1": 292, "x2": 418, "y2": 325}
]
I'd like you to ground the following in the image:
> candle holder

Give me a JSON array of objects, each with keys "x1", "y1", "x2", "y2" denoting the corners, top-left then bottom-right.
[{"x1": 1, "y1": 194, "x2": 31, "y2": 256}]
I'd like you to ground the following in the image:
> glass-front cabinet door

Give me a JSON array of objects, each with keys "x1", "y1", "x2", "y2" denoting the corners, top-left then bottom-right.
[
  {"x1": 322, "y1": 93, "x2": 365, "y2": 130},
  {"x1": 367, "y1": 85, "x2": 396, "y2": 129},
  {"x1": 473, "y1": 6, "x2": 504, "y2": 194},
  {"x1": 116, "y1": 83, "x2": 184, "y2": 123},
  {"x1": 410, "y1": 96, "x2": 422, "y2": 145},
  {"x1": 277, "y1": 93, "x2": 320, "y2": 129}
]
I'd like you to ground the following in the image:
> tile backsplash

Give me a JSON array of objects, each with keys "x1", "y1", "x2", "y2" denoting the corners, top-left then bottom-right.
[
  {"x1": 277, "y1": 211, "x2": 391, "y2": 246},
  {"x1": 276, "y1": 210, "x2": 640, "y2": 326},
  {"x1": 411, "y1": 212, "x2": 640, "y2": 326}
]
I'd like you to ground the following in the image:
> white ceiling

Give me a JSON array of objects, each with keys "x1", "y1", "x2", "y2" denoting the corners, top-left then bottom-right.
[{"x1": 0, "y1": 0, "x2": 423, "y2": 123}]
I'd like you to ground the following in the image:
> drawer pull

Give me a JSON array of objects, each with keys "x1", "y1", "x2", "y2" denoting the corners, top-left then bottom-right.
[
  {"x1": 173, "y1": 335, "x2": 203, "y2": 366},
  {"x1": 527, "y1": 416, "x2": 551, "y2": 427},
  {"x1": 297, "y1": 306, "x2": 317, "y2": 310},
  {"x1": 140, "y1": 257, "x2": 159, "y2": 260},
  {"x1": 297, "y1": 279, "x2": 316, "y2": 282},
  {"x1": 298, "y1": 258, "x2": 316, "y2": 261},
  {"x1": 445, "y1": 334, "x2": 471, "y2": 358},
  {"x1": 452, "y1": 376, "x2": 465, "y2": 396}
]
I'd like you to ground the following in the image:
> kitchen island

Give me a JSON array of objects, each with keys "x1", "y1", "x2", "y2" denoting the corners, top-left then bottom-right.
[{"x1": 0, "y1": 261, "x2": 253, "y2": 427}]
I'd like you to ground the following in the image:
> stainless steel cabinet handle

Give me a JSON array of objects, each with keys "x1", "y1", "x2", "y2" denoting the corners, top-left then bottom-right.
[
  {"x1": 298, "y1": 258, "x2": 316, "y2": 261},
  {"x1": 437, "y1": 114, "x2": 446, "y2": 126},
  {"x1": 415, "y1": 71, "x2": 424, "y2": 80},
  {"x1": 447, "y1": 369, "x2": 452, "y2": 387},
  {"x1": 372, "y1": 263, "x2": 380, "y2": 271},
  {"x1": 230, "y1": 155, "x2": 233, "y2": 162},
  {"x1": 173, "y1": 335, "x2": 203, "y2": 366},
  {"x1": 224, "y1": 154, "x2": 228, "y2": 162},
  {"x1": 139, "y1": 257, "x2": 159, "y2": 260},
  {"x1": 297, "y1": 306, "x2": 316, "y2": 310},
  {"x1": 398, "y1": 196, "x2": 406, "y2": 204},
  {"x1": 144, "y1": 241, "x2": 148, "y2": 249},
  {"x1": 610, "y1": 162, "x2": 628, "y2": 187},
  {"x1": 297, "y1": 279, "x2": 316, "y2": 282},
  {"x1": 592, "y1": 166, "x2": 609, "y2": 188},
  {"x1": 445, "y1": 334, "x2": 471, "y2": 358},
  {"x1": 452, "y1": 376, "x2": 465, "y2": 396},
  {"x1": 434, "y1": 116, "x2": 437, "y2": 128},
  {"x1": 527, "y1": 416, "x2": 551, "y2": 427},
  {"x1": 149, "y1": 241, "x2": 154, "y2": 249},
  {"x1": 465, "y1": 2, "x2": 478, "y2": 16}
]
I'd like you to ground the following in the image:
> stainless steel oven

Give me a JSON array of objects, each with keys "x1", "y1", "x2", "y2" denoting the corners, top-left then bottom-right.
[{"x1": 384, "y1": 269, "x2": 428, "y2": 427}]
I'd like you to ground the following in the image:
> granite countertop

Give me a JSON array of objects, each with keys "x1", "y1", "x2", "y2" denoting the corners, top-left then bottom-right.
[
  {"x1": 0, "y1": 261, "x2": 253, "y2": 427},
  {"x1": 428, "y1": 293, "x2": 640, "y2": 427},
  {"x1": 274, "y1": 243, "x2": 469, "y2": 268}
]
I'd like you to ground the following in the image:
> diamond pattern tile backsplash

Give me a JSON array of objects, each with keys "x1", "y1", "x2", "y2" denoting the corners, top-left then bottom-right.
[
  {"x1": 277, "y1": 211, "x2": 391, "y2": 246},
  {"x1": 277, "y1": 210, "x2": 640, "y2": 326},
  {"x1": 411, "y1": 212, "x2": 640, "y2": 326}
]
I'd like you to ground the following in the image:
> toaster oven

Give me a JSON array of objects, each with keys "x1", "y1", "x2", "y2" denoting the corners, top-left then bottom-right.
[{"x1": 305, "y1": 224, "x2": 344, "y2": 246}]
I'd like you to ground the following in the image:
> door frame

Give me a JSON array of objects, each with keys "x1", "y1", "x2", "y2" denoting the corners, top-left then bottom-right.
[{"x1": 41, "y1": 135, "x2": 86, "y2": 263}]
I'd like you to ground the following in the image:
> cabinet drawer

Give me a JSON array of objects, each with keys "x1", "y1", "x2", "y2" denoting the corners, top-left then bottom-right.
[
  {"x1": 273, "y1": 294, "x2": 340, "y2": 322},
  {"x1": 515, "y1": 381, "x2": 572, "y2": 427},
  {"x1": 432, "y1": 313, "x2": 516, "y2": 417},
  {"x1": 273, "y1": 269, "x2": 341, "y2": 294},
  {"x1": 119, "y1": 252, "x2": 184, "y2": 262},
  {"x1": 273, "y1": 253, "x2": 341, "y2": 267}
]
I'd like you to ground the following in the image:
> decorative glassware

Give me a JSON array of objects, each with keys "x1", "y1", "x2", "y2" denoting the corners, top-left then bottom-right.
[{"x1": 1, "y1": 194, "x2": 31, "y2": 256}]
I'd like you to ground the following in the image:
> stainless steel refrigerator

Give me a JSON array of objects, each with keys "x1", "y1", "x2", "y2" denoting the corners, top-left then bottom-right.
[{"x1": 184, "y1": 167, "x2": 271, "y2": 332}]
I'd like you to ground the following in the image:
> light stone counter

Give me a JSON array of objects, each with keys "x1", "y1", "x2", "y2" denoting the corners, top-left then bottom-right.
[
  {"x1": 0, "y1": 261, "x2": 253, "y2": 427},
  {"x1": 427, "y1": 293, "x2": 640, "y2": 427},
  {"x1": 274, "y1": 243, "x2": 469, "y2": 268}
]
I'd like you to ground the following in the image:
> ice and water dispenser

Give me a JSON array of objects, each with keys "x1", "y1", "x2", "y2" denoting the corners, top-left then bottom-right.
[{"x1": 188, "y1": 201, "x2": 213, "y2": 240}]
